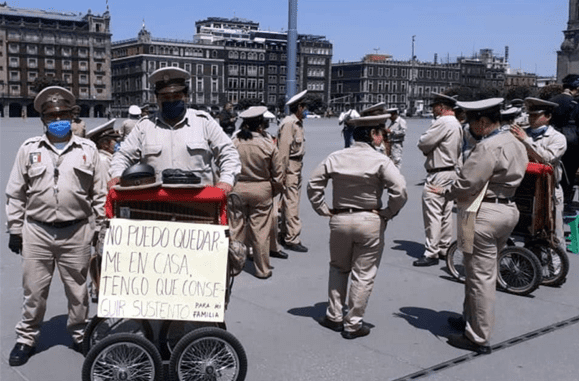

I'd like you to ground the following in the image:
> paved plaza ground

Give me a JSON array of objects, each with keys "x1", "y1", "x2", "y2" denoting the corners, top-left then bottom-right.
[{"x1": 1, "y1": 116, "x2": 578, "y2": 380}]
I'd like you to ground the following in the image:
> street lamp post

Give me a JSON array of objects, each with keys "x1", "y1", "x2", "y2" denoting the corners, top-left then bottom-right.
[
  {"x1": 409, "y1": 35, "x2": 416, "y2": 116},
  {"x1": 286, "y1": 0, "x2": 298, "y2": 114}
]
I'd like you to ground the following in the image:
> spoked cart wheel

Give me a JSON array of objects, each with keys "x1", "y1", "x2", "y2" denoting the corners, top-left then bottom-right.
[
  {"x1": 82, "y1": 333, "x2": 163, "y2": 381},
  {"x1": 446, "y1": 238, "x2": 518, "y2": 283},
  {"x1": 445, "y1": 241, "x2": 465, "y2": 282},
  {"x1": 168, "y1": 327, "x2": 247, "y2": 381},
  {"x1": 83, "y1": 316, "x2": 154, "y2": 356},
  {"x1": 497, "y1": 246, "x2": 542, "y2": 296},
  {"x1": 159, "y1": 320, "x2": 225, "y2": 360},
  {"x1": 525, "y1": 240, "x2": 570, "y2": 287}
]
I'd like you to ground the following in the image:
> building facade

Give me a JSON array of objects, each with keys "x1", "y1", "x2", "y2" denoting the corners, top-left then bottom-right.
[
  {"x1": 0, "y1": 4, "x2": 112, "y2": 117},
  {"x1": 111, "y1": 25, "x2": 226, "y2": 117},
  {"x1": 331, "y1": 54, "x2": 461, "y2": 115},
  {"x1": 111, "y1": 17, "x2": 332, "y2": 116},
  {"x1": 504, "y1": 69, "x2": 537, "y2": 89},
  {"x1": 330, "y1": 48, "x2": 531, "y2": 115}
]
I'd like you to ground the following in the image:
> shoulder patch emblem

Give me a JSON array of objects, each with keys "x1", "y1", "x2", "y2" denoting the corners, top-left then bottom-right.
[{"x1": 30, "y1": 152, "x2": 41, "y2": 164}]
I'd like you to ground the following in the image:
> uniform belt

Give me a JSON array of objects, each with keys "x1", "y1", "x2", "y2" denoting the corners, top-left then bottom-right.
[
  {"x1": 332, "y1": 208, "x2": 376, "y2": 214},
  {"x1": 482, "y1": 197, "x2": 512, "y2": 205},
  {"x1": 426, "y1": 166, "x2": 455, "y2": 174},
  {"x1": 29, "y1": 217, "x2": 88, "y2": 228},
  {"x1": 289, "y1": 156, "x2": 303, "y2": 161}
]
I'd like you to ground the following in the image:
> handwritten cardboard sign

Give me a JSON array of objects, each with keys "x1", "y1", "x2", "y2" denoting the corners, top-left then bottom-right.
[{"x1": 98, "y1": 218, "x2": 228, "y2": 322}]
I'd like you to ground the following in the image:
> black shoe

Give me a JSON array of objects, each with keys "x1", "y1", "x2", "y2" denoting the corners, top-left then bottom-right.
[
  {"x1": 256, "y1": 272, "x2": 272, "y2": 279},
  {"x1": 341, "y1": 324, "x2": 371, "y2": 339},
  {"x1": 447, "y1": 333, "x2": 491, "y2": 354},
  {"x1": 270, "y1": 250, "x2": 289, "y2": 259},
  {"x1": 413, "y1": 256, "x2": 439, "y2": 267},
  {"x1": 9, "y1": 343, "x2": 35, "y2": 366},
  {"x1": 285, "y1": 243, "x2": 308, "y2": 252},
  {"x1": 448, "y1": 316, "x2": 466, "y2": 331},
  {"x1": 318, "y1": 317, "x2": 343, "y2": 332}
]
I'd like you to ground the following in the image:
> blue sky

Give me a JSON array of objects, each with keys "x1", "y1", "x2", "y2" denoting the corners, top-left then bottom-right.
[{"x1": 10, "y1": 0, "x2": 569, "y2": 76}]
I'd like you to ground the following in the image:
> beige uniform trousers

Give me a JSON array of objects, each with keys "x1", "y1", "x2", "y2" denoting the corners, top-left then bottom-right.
[
  {"x1": 463, "y1": 202, "x2": 519, "y2": 345},
  {"x1": 422, "y1": 171, "x2": 456, "y2": 258},
  {"x1": 390, "y1": 143, "x2": 403, "y2": 169},
  {"x1": 270, "y1": 194, "x2": 282, "y2": 252},
  {"x1": 17, "y1": 219, "x2": 93, "y2": 346},
  {"x1": 230, "y1": 181, "x2": 274, "y2": 278},
  {"x1": 327, "y1": 212, "x2": 386, "y2": 332},
  {"x1": 555, "y1": 185, "x2": 564, "y2": 251},
  {"x1": 281, "y1": 158, "x2": 303, "y2": 245}
]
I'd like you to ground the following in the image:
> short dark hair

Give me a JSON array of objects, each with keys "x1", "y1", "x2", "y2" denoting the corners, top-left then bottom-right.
[
  {"x1": 289, "y1": 102, "x2": 301, "y2": 114},
  {"x1": 237, "y1": 116, "x2": 265, "y2": 140},
  {"x1": 466, "y1": 107, "x2": 501, "y2": 124},
  {"x1": 352, "y1": 126, "x2": 383, "y2": 143}
]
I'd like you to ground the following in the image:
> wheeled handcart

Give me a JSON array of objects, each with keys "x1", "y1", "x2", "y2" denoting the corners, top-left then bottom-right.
[
  {"x1": 446, "y1": 162, "x2": 570, "y2": 296},
  {"x1": 82, "y1": 185, "x2": 248, "y2": 381}
]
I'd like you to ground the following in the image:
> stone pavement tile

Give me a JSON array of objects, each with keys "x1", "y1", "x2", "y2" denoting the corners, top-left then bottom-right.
[
  {"x1": 227, "y1": 291, "x2": 418, "y2": 381},
  {"x1": 434, "y1": 322, "x2": 579, "y2": 381}
]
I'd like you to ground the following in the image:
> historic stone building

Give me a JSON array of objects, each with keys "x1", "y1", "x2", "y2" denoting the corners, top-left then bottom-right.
[
  {"x1": 0, "y1": 4, "x2": 112, "y2": 117},
  {"x1": 330, "y1": 48, "x2": 523, "y2": 115},
  {"x1": 557, "y1": 0, "x2": 579, "y2": 81},
  {"x1": 195, "y1": 17, "x2": 332, "y2": 108},
  {"x1": 111, "y1": 17, "x2": 332, "y2": 116},
  {"x1": 331, "y1": 54, "x2": 461, "y2": 114},
  {"x1": 111, "y1": 25, "x2": 226, "y2": 117}
]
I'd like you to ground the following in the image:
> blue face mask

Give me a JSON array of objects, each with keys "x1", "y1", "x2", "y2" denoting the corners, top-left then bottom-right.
[
  {"x1": 114, "y1": 142, "x2": 121, "y2": 152},
  {"x1": 47, "y1": 120, "x2": 71, "y2": 138},
  {"x1": 161, "y1": 100, "x2": 186, "y2": 120}
]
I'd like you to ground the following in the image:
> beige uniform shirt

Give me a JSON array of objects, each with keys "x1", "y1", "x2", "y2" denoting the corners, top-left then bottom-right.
[
  {"x1": 6, "y1": 134, "x2": 106, "y2": 234},
  {"x1": 417, "y1": 115, "x2": 463, "y2": 171},
  {"x1": 445, "y1": 130, "x2": 528, "y2": 203},
  {"x1": 233, "y1": 132, "x2": 284, "y2": 187},
  {"x1": 307, "y1": 142, "x2": 408, "y2": 220},
  {"x1": 520, "y1": 125, "x2": 567, "y2": 183},
  {"x1": 98, "y1": 149, "x2": 113, "y2": 183},
  {"x1": 120, "y1": 118, "x2": 138, "y2": 140},
  {"x1": 71, "y1": 119, "x2": 87, "y2": 138},
  {"x1": 277, "y1": 114, "x2": 305, "y2": 172},
  {"x1": 109, "y1": 109, "x2": 241, "y2": 186},
  {"x1": 388, "y1": 116, "x2": 407, "y2": 143}
]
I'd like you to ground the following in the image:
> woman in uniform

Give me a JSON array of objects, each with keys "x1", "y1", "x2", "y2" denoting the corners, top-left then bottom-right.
[{"x1": 230, "y1": 106, "x2": 284, "y2": 279}]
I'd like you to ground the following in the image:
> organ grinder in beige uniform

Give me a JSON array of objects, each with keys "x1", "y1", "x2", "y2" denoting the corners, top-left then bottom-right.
[
  {"x1": 308, "y1": 112, "x2": 407, "y2": 339},
  {"x1": 229, "y1": 106, "x2": 284, "y2": 279},
  {"x1": 429, "y1": 98, "x2": 528, "y2": 354},
  {"x1": 277, "y1": 90, "x2": 309, "y2": 252},
  {"x1": 5, "y1": 86, "x2": 106, "y2": 366}
]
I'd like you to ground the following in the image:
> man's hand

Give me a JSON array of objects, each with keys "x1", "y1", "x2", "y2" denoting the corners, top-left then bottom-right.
[
  {"x1": 107, "y1": 177, "x2": 120, "y2": 190},
  {"x1": 216, "y1": 182, "x2": 233, "y2": 195},
  {"x1": 510, "y1": 124, "x2": 527, "y2": 142},
  {"x1": 8, "y1": 234, "x2": 22, "y2": 254}
]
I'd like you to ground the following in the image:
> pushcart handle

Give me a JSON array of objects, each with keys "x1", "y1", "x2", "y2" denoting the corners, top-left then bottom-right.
[{"x1": 105, "y1": 186, "x2": 228, "y2": 225}]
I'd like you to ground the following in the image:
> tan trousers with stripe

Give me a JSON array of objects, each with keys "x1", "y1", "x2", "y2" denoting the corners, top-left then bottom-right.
[
  {"x1": 281, "y1": 159, "x2": 303, "y2": 245},
  {"x1": 422, "y1": 171, "x2": 456, "y2": 258},
  {"x1": 230, "y1": 181, "x2": 274, "y2": 278},
  {"x1": 326, "y1": 212, "x2": 386, "y2": 332},
  {"x1": 17, "y1": 219, "x2": 92, "y2": 346},
  {"x1": 463, "y1": 202, "x2": 519, "y2": 345}
]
